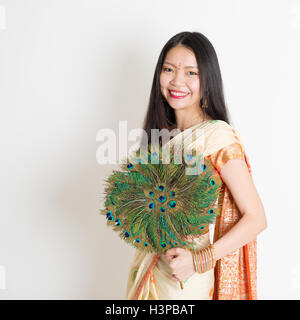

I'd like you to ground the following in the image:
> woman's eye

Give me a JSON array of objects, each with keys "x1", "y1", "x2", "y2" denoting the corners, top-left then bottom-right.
[{"x1": 162, "y1": 67, "x2": 198, "y2": 75}]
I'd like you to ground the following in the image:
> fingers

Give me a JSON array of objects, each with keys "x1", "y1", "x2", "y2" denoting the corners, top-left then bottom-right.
[
  {"x1": 164, "y1": 248, "x2": 183, "y2": 264},
  {"x1": 164, "y1": 254, "x2": 177, "y2": 265},
  {"x1": 166, "y1": 253, "x2": 181, "y2": 272},
  {"x1": 165, "y1": 248, "x2": 190, "y2": 282},
  {"x1": 169, "y1": 260, "x2": 181, "y2": 281},
  {"x1": 172, "y1": 273, "x2": 179, "y2": 282},
  {"x1": 172, "y1": 272, "x2": 193, "y2": 282},
  {"x1": 164, "y1": 248, "x2": 180, "y2": 259}
]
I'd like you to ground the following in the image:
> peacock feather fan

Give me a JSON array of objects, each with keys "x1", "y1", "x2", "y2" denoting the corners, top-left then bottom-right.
[{"x1": 100, "y1": 143, "x2": 224, "y2": 254}]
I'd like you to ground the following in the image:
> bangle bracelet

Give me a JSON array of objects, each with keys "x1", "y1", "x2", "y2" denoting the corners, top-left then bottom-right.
[
  {"x1": 193, "y1": 244, "x2": 217, "y2": 273},
  {"x1": 192, "y1": 248, "x2": 198, "y2": 272},
  {"x1": 210, "y1": 243, "x2": 217, "y2": 268}
]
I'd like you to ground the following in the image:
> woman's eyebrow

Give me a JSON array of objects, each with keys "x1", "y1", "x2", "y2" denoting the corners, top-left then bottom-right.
[{"x1": 163, "y1": 61, "x2": 198, "y2": 69}]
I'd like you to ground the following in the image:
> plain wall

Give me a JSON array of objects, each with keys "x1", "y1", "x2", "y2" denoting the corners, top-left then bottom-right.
[{"x1": 0, "y1": 0, "x2": 299, "y2": 299}]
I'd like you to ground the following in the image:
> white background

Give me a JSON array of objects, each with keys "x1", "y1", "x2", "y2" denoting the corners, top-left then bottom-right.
[{"x1": 0, "y1": 0, "x2": 299, "y2": 299}]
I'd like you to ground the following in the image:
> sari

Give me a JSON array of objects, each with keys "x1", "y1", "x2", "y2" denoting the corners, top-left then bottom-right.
[{"x1": 125, "y1": 120, "x2": 257, "y2": 300}]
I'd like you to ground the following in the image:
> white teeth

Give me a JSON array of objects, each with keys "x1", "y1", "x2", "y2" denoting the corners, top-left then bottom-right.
[{"x1": 170, "y1": 90, "x2": 189, "y2": 96}]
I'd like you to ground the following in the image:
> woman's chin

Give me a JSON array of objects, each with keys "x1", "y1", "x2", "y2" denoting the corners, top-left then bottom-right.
[{"x1": 168, "y1": 102, "x2": 193, "y2": 110}]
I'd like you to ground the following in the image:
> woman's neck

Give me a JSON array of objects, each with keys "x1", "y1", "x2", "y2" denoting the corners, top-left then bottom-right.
[{"x1": 175, "y1": 111, "x2": 213, "y2": 131}]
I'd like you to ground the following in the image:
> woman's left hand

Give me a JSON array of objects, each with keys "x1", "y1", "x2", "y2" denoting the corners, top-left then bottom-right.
[{"x1": 163, "y1": 248, "x2": 196, "y2": 282}]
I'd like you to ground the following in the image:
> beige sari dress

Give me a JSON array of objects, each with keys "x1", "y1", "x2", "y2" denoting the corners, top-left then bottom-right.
[{"x1": 125, "y1": 120, "x2": 257, "y2": 300}]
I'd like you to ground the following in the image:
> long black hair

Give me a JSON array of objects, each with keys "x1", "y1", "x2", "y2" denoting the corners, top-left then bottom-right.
[{"x1": 141, "y1": 31, "x2": 230, "y2": 146}]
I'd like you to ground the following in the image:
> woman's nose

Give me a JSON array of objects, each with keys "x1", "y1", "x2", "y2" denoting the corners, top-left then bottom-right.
[{"x1": 170, "y1": 70, "x2": 185, "y2": 85}]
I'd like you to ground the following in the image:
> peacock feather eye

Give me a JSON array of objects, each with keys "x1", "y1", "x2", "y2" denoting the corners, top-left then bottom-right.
[
  {"x1": 124, "y1": 231, "x2": 131, "y2": 238},
  {"x1": 170, "y1": 191, "x2": 176, "y2": 197},
  {"x1": 114, "y1": 181, "x2": 120, "y2": 187},
  {"x1": 158, "y1": 185, "x2": 165, "y2": 192},
  {"x1": 200, "y1": 164, "x2": 207, "y2": 171},
  {"x1": 199, "y1": 225, "x2": 204, "y2": 230},
  {"x1": 208, "y1": 209, "x2": 214, "y2": 214},
  {"x1": 144, "y1": 188, "x2": 155, "y2": 198},
  {"x1": 185, "y1": 153, "x2": 194, "y2": 161},
  {"x1": 168, "y1": 200, "x2": 176, "y2": 209},
  {"x1": 115, "y1": 218, "x2": 121, "y2": 226},
  {"x1": 160, "y1": 242, "x2": 167, "y2": 248},
  {"x1": 144, "y1": 242, "x2": 149, "y2": 247},
  {"x1": 160, "y1": 207, "x2": 166, "y2": 213},
  {"x1": 135, "y1": 238, "x2": 141, "y2": 243},
  {"x1": 148, "y1": 202, "x2": 155, "y2": 210},
  {"x1": 106, "y1": 211, "x2": 114, "y2": 221},
  {"x1": 127, "y1": 163, "x2": 134, "y2": 170},
  {"x1": 209, "y1": 179, "x2": 215, "y2": 186},
  {"x1": 158, "y1": 195, "x2": 166, "y2": 203}
]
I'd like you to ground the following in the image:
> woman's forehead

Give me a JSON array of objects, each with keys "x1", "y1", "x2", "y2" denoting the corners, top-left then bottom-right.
[{"x1": 164, "y1": 47, "x2": 197, "y2": 68}]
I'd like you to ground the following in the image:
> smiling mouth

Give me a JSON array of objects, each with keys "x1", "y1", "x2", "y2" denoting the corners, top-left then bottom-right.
[{"x1": 168, "y1": 90, "x2": 190, "y2": 98}]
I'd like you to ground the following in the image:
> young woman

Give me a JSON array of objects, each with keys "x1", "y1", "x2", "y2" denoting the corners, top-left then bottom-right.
[{"x1": 125, "y1": 31, "x2": 267, "y2": 300}]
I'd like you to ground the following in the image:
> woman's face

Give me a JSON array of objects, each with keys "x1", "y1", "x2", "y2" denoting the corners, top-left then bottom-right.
[{"x1": 160, "y1": 45, "x2": 201, "y2": 111}]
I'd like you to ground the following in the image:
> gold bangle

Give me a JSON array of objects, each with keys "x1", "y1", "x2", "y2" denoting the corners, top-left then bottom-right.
[
  {"x1": 210, "y1": 243, "x2": 217, "y2": 268},
  {"x1": 204, "y1": 247, "x2": 210, "y2": 271},
  {"x1": 194, "y1": 244, "x2": 217, "y2": 274},
  {"x1": 206, "y1": 247, "x2": 212, "y2": 270},
  {"x1": 198, "y1": 249, "x2": 204, "y2": 273},
  {"x1": 190, "y1": 248, "x2": 197, "y2": 272},
  {"x1": 208, "y1": 246, "x2": 214, "y2": 269}
]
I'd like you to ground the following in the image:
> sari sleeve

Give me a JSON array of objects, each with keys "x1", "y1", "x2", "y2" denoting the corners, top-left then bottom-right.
[
  {"x1": 207, "y1": 124, "x2": 249, "y2": 175},
  {"x1": 209, "y1": 142, "x2": 245, "y2": 174},
  {"x1": 205, "y1": 123, "x2": 257, "y2": 300}
]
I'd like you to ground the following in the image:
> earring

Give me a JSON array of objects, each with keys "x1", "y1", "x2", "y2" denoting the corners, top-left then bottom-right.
[{"x1": 201, "y1": 97, "x2": 208, "y2": 108}]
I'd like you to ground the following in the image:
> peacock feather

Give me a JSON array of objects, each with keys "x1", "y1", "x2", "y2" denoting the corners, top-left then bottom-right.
[{"x1": 100, "y1": 143, "x2": 224, "y2": 254}]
